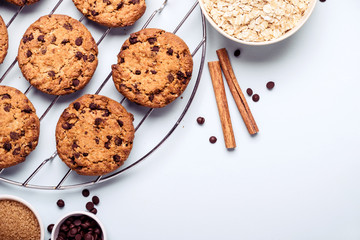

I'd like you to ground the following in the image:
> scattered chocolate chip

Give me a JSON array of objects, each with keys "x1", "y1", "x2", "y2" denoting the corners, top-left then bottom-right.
[
  {"x1": 252, "y1": 94, "x2": 260, "y2": 102},
  {"x1": 48, "y1": 71, "x2": 55, "y2": 78},
  {"x1": 3, "y1": 142, "x2": 12, "y2": 151},
  {"x1": 246, "y1": 88, "x2": 253, "y2": 96},
  {"x1": 92, "y1": 196, "x2": 100, "y2": 205},
  {"x1": 117, "y1": 2, "x2": 124, "y2": 9},
  {"x1": 82, "y1": 189, "x2": 90, "y2": 197},
  {"x1": 151, "y1": 46, "x2": 160, "y2": 52},
  {"x1": 90, "y1": 208, "x2": 97, "y2": 215},
  {"x1": 167, "y1": 74, "x2": 174, "y2": 82},
  {"x1": 26, "y1": 50, "x2": 32, "y2": 58},
  {"x1": 86, "y1": 202, "x2": 94, "y2": 211},
  {"x1": 75, "y1": 37, "x2": 83, "y2": 46},
  {"x1": 167, "y1": 48, "x2": 173, "y2": 56},
  {"x1": 72, "y1": 79, "x2": 80, "y2": 87},
  {"x1": 63, "y1": 23, "x2": 73, "y2": 31},
  {"x1": 73, "y1": 102, "x2": 80, "y2": 111},
  {"x1": 47, "y1": 224, "x2": 54, "y2": 233},
  {"x1": 209, "y1": 136, "x2": 217, "y2": 144},
  {"x1": 266, "y1": 81, "x2": 275, "y2": 90},
  {"x1": 135, "y1": 70, "x2": 141, "y2": 75},
  {"x1": 197, "y1": 117, "x2": 205, "y2": 125},
  {"x1": 129, "y1": 37, "x2": 138, "y2": 44},
  {"x1": 113, "y1": 155, "x2": 121, "y2": 162},
  {"x1": 57, "y1": 199, "x2": 65, "y2": 208},
  {"x1": 234, "y1": 49, "x2": 241, "y2": 57},
  {"x1": 37, "y1": 35, "x2": 45, "y2": 42},
  {"x1": 94, "y1": 118, "x2": 102, "y2": 126},
  {"x1": 147, "y1": 37, "x2": 157, "y2": 44}
]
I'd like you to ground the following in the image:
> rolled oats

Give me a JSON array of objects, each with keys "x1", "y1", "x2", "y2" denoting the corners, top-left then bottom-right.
[{"x1": 203, "y1": 0, "x2": 311, "y2": 42}]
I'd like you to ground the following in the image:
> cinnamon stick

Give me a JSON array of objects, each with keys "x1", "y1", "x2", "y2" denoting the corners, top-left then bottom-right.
[
  {"x1": 208, "y1": 61, "x2": 236, "y2": 149},
  {"x1": 216, "y1": 48, "x2": 259, "y2": 135}
]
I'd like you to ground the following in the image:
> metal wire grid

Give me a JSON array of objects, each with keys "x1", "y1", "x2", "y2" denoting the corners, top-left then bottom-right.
[{"x1": 0, "y1": 0, "x2": 207, "y2": 190}]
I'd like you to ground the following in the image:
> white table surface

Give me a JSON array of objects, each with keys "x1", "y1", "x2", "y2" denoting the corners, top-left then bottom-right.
[{"x1": 1, "y1": 0, "x2": 360, "y2": 239}]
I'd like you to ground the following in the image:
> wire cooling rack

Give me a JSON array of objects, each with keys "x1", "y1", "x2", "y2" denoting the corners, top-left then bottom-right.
[{"x1": 0, "y1": 0, "x2": 207, "y2": 190}]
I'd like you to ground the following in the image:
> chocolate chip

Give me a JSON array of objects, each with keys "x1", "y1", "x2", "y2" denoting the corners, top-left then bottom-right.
[
  {"x1": 151, "y1": 46, "x2": 160, "y2": 52},
  {"x1": 150, "y1": 70, "x2": 157, "y2": 74},
  {"x1": 102, "y1": 109, "x2": 110, "y2": 117},
  {"x1": 83, "y1": 55, "x2": 88, "y2": 62},
  {"x1": 1, "y1": 94, "x2": 10, "y2": 100},
  {"x1": 47, "y1": 224, "x2": 54, "y2": 233},
  {"x1": 22, "y1": 33, "x2": 34, "y2": 43},
  {"x1": 320, "y1": 0, "x2": 326, "y2": 2},
  {"x1": 72, "y1": 142, "x2": 79, "y2": 149},
  {"x1": 51, "y1": 36, "x2": 57, "y2": 43},
  {"x1": 113, "y1": 155, "x2": 121, "y2": 162},
  {"x1": 88, "y1": 54, "x2": 96, "y2": 62},
  {"x1": 149, "y1": 94, "x2": 154, "y2": 102},
  {"x1": 234, "y1": 49, "x2": 241, "y2": 57},
  {"x1": 117, "y1": 2, "x2": 124, "y2": 9},
  {"x1": 61, "y1": 39, "x2": 69, "y2": 44},
  {"x1": 94, "y1": 118, "x2": 102, "y2": 126},
  {"x1": 82, "y1": 189, "x2": 90, "y2": 197},
  {"x1": 197, "y1": 117, "x2": 205, "y2": 125},
  {"x1": 91, "y1": 10, "x2": 99, "y2": 16},
  {"x1": 72, "y1": 79, "x2": 80, "y2": 87},
  {"x1": 246, "y1": 88, "x2": 253, "y2": 96},
  {"x1": 3, "y1": 104, "x2": 11, "y2": 112},
  {"x1": 57, "y1": 199, "x2": 65, "y2": 208},
  {"x1": 48, "y1": 71, "x2": 55, "y2": 78},
  {"x1": 209, "y1": 136, "x2": 217, "y2": 144},
  {"x1": 10, "y1": 132, "x2": 20, "y2": 140},
  {"x1": 114, "y1": 137, "x2": 122, "y2": 146},
  {"x1": 75, "y1": 37, "x2": 83, "y2": 46},
  {"x1": 89, "y1": 103, "x2": 99, "y2": 110},
  {"x1": 90, "y1": 208, "x2": 97, "y2": 215},
  {"x1": 252, "y1": 94, "x2": 260, "y2": 102},
  {"x1": 74, "y1": 219, "x2": 81, "y2": 226},
  {"x1": 104, "y1": 141, "x2": 111, "y2": 149},
  {"x1": 103, "y1": 0, "x2": 111, "y2": 4},
  {"x1": 176, "y1": 71, "x2": 185, "y2": 80},
  {"x1": 26, "y1": 50, "x2": 32, "y2": 58},
  {"x1": 120, "y1": 58, "x2": 125, "y2": 63},
  {"x1": 147, "y1": 37, "x2": 157, "y2": 44},
  {"x1": 266, "y1": 81, "x2": 275, "y2": 90},
  {"x1": 92, "y1": 196, "x2": 100, "y2": 205},
  {"x1": 122, "y1": 45, "x2": 129, "y2": 50},
  {"x1": 95, "y1": 138, "x2": 99, "y2": 144},
  {"x1": 135, "y1": 70, "x2": 141, "y2": 75},
  {"x1": 12, "y1": 147, "x2": 20, "y2": 155},
  {"x1": 86, "y1": 202, "x2": 94, "y2": 211},
  {"x1": 3, "y1": 142, "x2": 12, "y2": 151},
  {"x1": 117, "y1": 120, "x2": 123, "y2": 127},
  {"x1": 63, "y1": 23, "x2": 73, "y2": 31},
  {"x1": 83, "y1": 153, "x2": 89, "y2": 157},
  {"x1": 75, "y1": 51, "x2": 83, "y2": 60},
  {"x1": 129, "y1": 37, "x2": 138, "y2": 44},
  {"x1": 106, "y1": 135, "x2": 112, "y2": 140},
  {"x1": 166, "y1": 48, "x2": 173, "y2": 56},
  {"x1": 129, "y1": 0, "x2": 139, "y2": 4},
  {"x1": 167, "y1": 74, "x2": 174, "y2": 82},
  {"x1": 62, "y1": 122, "x2": 73, "y2": 130},
  {"x1": 21, "y1": 106, "x2": 32, "y2": 113},
  {"x1": 73, "y1": 102, "x2": 80, "y2": 111},
  {"x1": 37, "y1": 35, "x2": 45, "y2": 42}
]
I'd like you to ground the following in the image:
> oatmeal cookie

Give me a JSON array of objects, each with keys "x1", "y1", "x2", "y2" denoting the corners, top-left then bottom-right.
[
  {"x1": 72, "y1": 0, "x2": 146, "y2": 28},
  {"x1": 18, "y1": 14, "x2": 98, "y2": 96},
  {"x1": 56, "y1": 94, "x2": 135, "y2": 176},
  {"x1": 0, "y1": 15, "x2": 8, "y2": 64},
  {"x1": 112, "y1": 28, "x2": 193, "y2": 108},
  {"x1": 0, "y1": 86, "x2": 40, "y2": 169},
  {"x1": 4, "y1": 0, "x2": 39, "y2": 6}
]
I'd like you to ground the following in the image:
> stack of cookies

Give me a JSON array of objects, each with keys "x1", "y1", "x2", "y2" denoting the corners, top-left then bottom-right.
[{"x1": 0, "y1": 0, "x2": 194, "y2": 177}]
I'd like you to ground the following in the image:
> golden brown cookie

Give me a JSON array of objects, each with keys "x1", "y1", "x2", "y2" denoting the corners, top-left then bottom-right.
[
  {"x1": 17, "y1": 14, "x2": 98, "y2": 96},
  {"x1": 112, "y1": 28, "x2": 193, "y2": 108},
  {"x1": 71, "y1": 0, "x2": 146, "y2": 28},
  {"x1": 0, "y1": 86, "x2": 40, "y2": 169},
  {"x1": 4, "y1": 0, "x2": 39, "y2": 6},
  {"x1": 0, "y1": 15, "x2": 8, "y2": 64},
  {"x1": 56, "y1": 94, "x2": 135, "y2": 176}
]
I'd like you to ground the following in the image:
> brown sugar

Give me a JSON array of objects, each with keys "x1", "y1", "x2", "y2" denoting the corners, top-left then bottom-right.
[{"x1": 0, "y1": 199, "x2": 41, "y2": 240}]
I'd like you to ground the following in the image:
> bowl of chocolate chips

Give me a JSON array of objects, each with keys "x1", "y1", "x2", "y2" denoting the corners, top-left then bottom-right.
[{"x1": 51, "y1": 211, "x2": 106, "y2": 240}]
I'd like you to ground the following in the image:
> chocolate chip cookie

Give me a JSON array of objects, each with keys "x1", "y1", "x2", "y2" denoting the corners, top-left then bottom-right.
[
  {"x1": 0, "y1": 15, "x2": 8, "y2": 64},
  {"x1": 112, "y1": 28, "x2": 193, "y2": 108},
  {"x1": 0, "y1": 86, "x2": 40, "y2": 169},
  {"x1": 18, "y1": 14, "x2": 98, "y2": 96},
  {"x1": 4, "y1": 0, "x2": 39, "y2": 6},
  {"x1": 72, "y1": 0, "x2": 146, "y2": 28},
  {"x1": 56, "y1": 94, "x2": 135, "y2": 176}
]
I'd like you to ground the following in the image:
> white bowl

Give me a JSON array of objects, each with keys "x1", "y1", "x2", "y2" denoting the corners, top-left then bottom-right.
[
  {"x1": 51, "y1": 211, "x2": 107, "y2": 240},
  {"x1": 198, "y1": 0, "x2": 317, "y2": 46},
  {"x1": 0, "y1": 195, "x2": 44, "y2": 240}
]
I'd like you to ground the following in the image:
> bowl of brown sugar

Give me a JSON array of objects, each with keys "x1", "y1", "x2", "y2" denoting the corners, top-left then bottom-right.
[{"x1": 0, "y1": 195, "x2": 44, "y2": 240}]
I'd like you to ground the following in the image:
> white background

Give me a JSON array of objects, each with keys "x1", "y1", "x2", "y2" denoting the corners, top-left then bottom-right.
[{"x1": 1, "y1": 0, "x2": 360, "y2": 239}]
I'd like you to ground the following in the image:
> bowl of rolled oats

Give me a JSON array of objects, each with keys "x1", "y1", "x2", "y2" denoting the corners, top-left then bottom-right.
[{"x1": 199, "y1": 0, "x2": 317, "y2": 45}]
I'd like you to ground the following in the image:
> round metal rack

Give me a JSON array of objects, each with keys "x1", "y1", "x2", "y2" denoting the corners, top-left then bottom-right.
[{"x1": 0, "y1": 0, "x2": 207, "y2": 189}]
